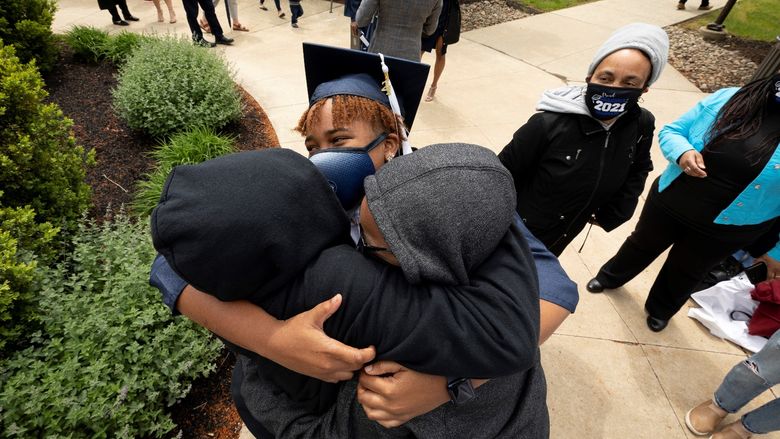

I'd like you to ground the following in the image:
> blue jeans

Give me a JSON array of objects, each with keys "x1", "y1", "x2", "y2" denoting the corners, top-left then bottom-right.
[
  {"x1": 715, "y1": 330, "x2": 780, "y2": 434},
  {"x1": 290, "y1": 4, "x2": 303, "y2": 23}
]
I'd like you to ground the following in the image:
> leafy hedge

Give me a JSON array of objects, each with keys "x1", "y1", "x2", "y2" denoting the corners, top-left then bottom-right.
[
  {"x1": 133, "y1": 128, "x2": 236, "y2": 216},
  {"x1": 0, "y1": 42, "x2": 94, "y2": 236},
  {"x1": 0, "y1": 0, "x2": 57, "y2": 72},
  {"x1": 0, "y1": 213, "x2": 224, "y2": 437},
  {"x1": 0, "y1": 201, "x2": 57, "y2": 354},
  {"x1": 113, "y1": 36, "x2": 242, "y2": 137},
  {"x1": 65, "y1": 26, "x2": 151, "y2": 65}
]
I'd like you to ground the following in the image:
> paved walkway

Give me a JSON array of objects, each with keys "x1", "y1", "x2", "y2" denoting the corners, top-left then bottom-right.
[{"x1": 53, "y1": 1, "x2": 779, "y2": 437}]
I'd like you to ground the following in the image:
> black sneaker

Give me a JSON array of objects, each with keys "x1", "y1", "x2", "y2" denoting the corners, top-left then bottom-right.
[
  {"x1": 193, "y1": 37, "x2": 216, "y2": 48},
  {"x1": 113, "y1": 19, "x2": 130, "y2": 26},
  {"x1": 278, "y1": 11, "x2": 286, "y2": 18},
  {"x1": 291, "y1": 22, "x2": 299, "y2": 28},
  {"x1": 124, "y1": 15, "x2": 140, "y2": 21}
]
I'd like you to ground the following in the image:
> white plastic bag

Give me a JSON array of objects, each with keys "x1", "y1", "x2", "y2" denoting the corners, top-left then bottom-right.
[{"x1": 688, "y1": 273, "x2": 768, "y2": 352}]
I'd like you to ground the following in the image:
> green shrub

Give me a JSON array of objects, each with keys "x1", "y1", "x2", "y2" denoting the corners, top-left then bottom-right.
[
  {"x1": 113, "y1": 36, "x2": 243, "y2": 137},
  {"x1": 0, "y1": 201, "x2": 57, "y2": 354},
  {"x1": 0, "y1": 42, "x2": 94, "y2": 236},
  {"x1": 133, "y1": 128, "x2": 236, "y2": 216},
  {"x1": 64, "y1": 25, "x2": 109, "y2": 63},
  {"x1": 0, "y1": 0, "x2": 57, "y2": 72},
  {"x1": 0, "y1": 212, "x2": 223, "y2": 437},
  {"x1": 105, "y1": 31, "x2": 152, "y2": 65}
]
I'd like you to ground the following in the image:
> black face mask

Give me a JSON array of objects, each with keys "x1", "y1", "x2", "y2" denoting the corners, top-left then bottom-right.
[{"x1": 585, "y1": 83, "x2": 643, "y2": 120}]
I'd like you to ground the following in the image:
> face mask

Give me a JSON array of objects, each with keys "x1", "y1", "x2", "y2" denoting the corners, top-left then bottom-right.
[
  {"x1": 309, "y1": 133, "x2": 388, "y2": 211},
  {"x1": 585, "y1": 83, "x2": 643, "y2": 120}
]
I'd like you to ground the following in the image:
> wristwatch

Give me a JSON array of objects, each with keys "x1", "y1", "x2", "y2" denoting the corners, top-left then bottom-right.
[{"x1": 446, "y1": 377, "x2": 476, "y2": 405}]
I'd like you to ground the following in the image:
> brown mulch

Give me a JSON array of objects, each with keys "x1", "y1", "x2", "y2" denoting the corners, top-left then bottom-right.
[
  {"x1": 43, "y1": 42, "x2": 279, "y2": 439},
  {"x1": 44, "y1": 42, "x2": 279, "y2": 222}
]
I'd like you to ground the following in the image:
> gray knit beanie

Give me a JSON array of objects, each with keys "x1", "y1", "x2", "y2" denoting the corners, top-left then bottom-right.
[
  {"x1": 363, "y1": 143, "x2": 517, "y2": 285},
  {"x1": 587, "y1": 23, "x2": 669, "y2": 87}
]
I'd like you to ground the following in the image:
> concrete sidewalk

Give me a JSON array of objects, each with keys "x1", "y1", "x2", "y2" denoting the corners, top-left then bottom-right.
[{"x1": 52, "y1": 1, "x2": 780, "y2": 437}]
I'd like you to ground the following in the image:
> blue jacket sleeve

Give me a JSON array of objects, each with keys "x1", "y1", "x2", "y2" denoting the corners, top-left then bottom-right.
[
  {"x1": 149, "y1": 254, "x2": 187, "y2": 315},
  {"x1": 514, "y1": 214, "x2": 579, "y2": 313}
]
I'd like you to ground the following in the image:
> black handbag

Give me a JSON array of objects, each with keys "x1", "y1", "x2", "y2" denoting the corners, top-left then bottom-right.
[{"x1": 442, "y1": 1, "x2": 461, "y2": 45}]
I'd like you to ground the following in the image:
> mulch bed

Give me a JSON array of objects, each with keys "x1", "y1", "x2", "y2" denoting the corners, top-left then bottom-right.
[
  {"x1": 44, "y1": 42, "x2": 279, "y2": 439},
  {"x1": 44, "y1": 42, "x2": 279, "y2": 222}
]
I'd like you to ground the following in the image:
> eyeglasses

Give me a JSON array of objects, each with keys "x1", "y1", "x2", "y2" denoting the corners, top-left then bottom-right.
[{"x1": 357, "y1": 227, "x2": 390, "y2": 254}]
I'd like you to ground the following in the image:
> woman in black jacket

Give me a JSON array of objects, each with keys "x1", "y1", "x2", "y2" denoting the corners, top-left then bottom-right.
[{"x1": 498, "y1": 22, "x2": 669, "y2": 257}]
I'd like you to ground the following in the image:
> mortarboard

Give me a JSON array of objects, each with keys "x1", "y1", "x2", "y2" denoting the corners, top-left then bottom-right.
[{"x1": 303, "y1": 43, "x2": 430, "y2": 132}]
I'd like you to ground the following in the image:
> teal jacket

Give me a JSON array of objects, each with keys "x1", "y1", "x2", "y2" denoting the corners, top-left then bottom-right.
[{"x1": 658, "y1": 87, "x2": 780, "y2": 260}]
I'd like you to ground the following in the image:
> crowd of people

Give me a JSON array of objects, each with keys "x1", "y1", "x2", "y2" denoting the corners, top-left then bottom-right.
[{"x1": 127, "y1": 1, "x2": 780, "y2": 437}]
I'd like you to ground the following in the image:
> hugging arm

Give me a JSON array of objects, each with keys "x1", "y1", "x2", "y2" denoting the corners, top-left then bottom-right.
[{"x1": 149, "y1": 255, "x2": 375, "y2": 383}]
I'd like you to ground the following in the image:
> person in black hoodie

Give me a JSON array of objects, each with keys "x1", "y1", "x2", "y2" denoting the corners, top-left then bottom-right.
[
  {"x1": 498, "y1": 22, "x2": 669, "y2": 257},
  {"x1": 151, "y1": 143, "x2": 548, "y2": 438}
]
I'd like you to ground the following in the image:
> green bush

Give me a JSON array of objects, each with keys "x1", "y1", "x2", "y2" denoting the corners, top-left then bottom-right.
[
  {"x1": 0, "y1": 42, "x2": 94, "y2": 236},
  {"x1": 64, "y1": 25, "x2": 109, "y2": 63},
  {"x1": 133, "y1": 128, "x2": 236, "y2": 216},
  {"x1": 0, "y1": 212, "x2": 223, "y2": 437},
  {"x1": 0, "y1": 0, "x2": 57, "y2": 72},
  {"x1": 113, "y1": 36, "x2": 243, "y2": 137},
  {"x1": 105, "y1": 31, "x2": 152, "y2": 65},
  {"x1": 0, "y1": 200, "x2": 57, "y2": 354}
]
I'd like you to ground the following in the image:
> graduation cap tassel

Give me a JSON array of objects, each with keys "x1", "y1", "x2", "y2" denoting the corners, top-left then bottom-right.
[{"x1": 378, "y1": 53, "x2": 413, "y2": 156}]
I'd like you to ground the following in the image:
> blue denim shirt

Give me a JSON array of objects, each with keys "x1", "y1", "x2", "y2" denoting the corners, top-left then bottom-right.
[
  {"x1": 149, "y1": 213, "x2": 579, "y2": 314},
  {"x1": 658, "y1": 87, "x2": 780, "y2": 259}
]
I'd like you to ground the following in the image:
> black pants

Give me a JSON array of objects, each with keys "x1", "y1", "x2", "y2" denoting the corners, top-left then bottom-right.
[
  {"x1": 595, "y1": 196, "x2": 768, "y2": 320},
  {"x1": 107, "y1": 0, "x2": 132, "y2": 21},
  {"x1": 231, "y1": 357, "x2": 275, "y2": 438},
  {"x1": 182, "y1": 0, "x2": 224, "y2": 39}
]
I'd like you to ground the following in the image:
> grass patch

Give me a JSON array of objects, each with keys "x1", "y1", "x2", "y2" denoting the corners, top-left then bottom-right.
[
  {"x1": 681, "y1": 0, "x2": 780, "y2": 42},
  {"x1": 510, "y1": 0, "x2": 596, "y2": 12}
]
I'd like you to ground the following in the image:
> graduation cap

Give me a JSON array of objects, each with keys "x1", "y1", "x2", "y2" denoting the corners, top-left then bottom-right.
[{"x1": 303, "y1": 43, "x2": 430, "y2": 154}]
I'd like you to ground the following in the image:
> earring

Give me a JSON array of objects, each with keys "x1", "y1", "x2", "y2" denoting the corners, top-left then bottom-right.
[
  {"x1": 638, "y1": 96, "x2": 645, "y2": 103},
  {"x1": 385, "y1": 155, "x2": 394, "y2": 162}
]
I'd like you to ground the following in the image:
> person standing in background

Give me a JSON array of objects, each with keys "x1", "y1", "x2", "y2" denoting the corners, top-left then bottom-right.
[
  {"x1": 259, "y1": 0, "x2": 286, "y2": 18},
  {"x1": 289, "y1": 0, "x2": 303, "y2": 28},
  {"x1": 344, "y1": 0, "x2": 363, "y2": 49},
  {"x1": 98, "y1": 0, "x2": 138, "y2": 26},
  {"x1": 420, "y1": 0, "x2": 460, "y2": 102},
  {"x1": 677, "y1": 0, "x2": 712, "y2": 10},
  {"x1": 182, "y1": 0, "x2": 234, "y2": 47},
  {"x1": 152, "y1": 0, "x2": 177, "y2": 23},
  {"x1": 355, "y1": 0, "x2": 442, "y2": 61}
]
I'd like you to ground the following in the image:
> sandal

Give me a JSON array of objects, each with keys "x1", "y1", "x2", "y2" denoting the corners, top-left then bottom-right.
[
  {"x1": 199, "y1": 19, "x2": 211, "y2": 34},
  {"x1": 424, "y1": 85, "x2": 437, "y2": 102},
  {"x1": 232, "y1": 23, "x2": 249, "y2": 31}
]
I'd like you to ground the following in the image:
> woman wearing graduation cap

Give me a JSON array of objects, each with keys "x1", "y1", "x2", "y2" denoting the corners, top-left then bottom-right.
[{"x1": 150, "y1": 44, "x2": 571, "y2": 436}]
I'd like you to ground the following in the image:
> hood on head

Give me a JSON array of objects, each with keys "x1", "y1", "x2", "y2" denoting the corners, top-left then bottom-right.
[
  {"x1": 364, "y1": 143, "x2": 517, "y2": 285},
  {"x1": 151, "y1": 149, "x2": 352, "y2": 301}
]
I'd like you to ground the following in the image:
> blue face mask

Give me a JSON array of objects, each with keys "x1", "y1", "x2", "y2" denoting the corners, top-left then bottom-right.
[
  {"x1": 309, "y1": 133, "x2": 388, "y2": 211},
  {"x1": 585, "y1": 83, "x2": 643, "y2": 120}
]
